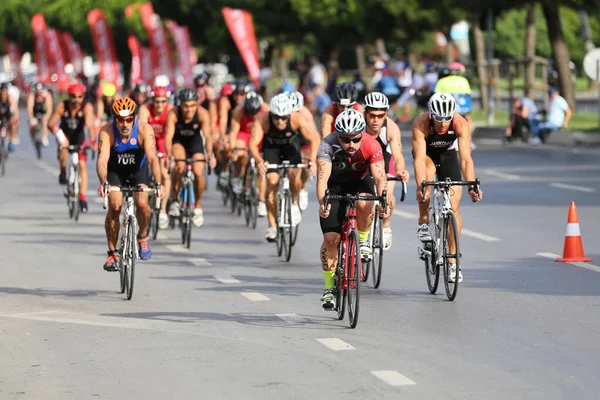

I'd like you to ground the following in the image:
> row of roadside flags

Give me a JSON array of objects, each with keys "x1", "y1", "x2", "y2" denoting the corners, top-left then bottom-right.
[{"x1": 3, "y1": 4, "x2": 261, "y2": 92}]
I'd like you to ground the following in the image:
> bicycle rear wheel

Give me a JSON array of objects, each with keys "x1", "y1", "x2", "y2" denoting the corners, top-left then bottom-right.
[
  {"x1": 276, "y1": 195, "x2": 283, "y2": 257},
  {"x1": 126, "y1": 216, "x2": 136, "y2": 300},
  {"x1": 372, "y1": 216, "x2": 384, "y2": 289},
  {"x1": 118, "y1": 226, "x2": 127, "y2": 294},
  {"x1": 34, "y1": 128, "x2": 42, "y2": 160},
  {"x1": 346, "y1": 230, "x2": 361, "y2": 329},
  {"x1": 443, "y1": 210, "x2": 460, "y2": 301},
  {"x1": 149, "y1": 193, "x2": 159, "y2": 240},
  {"x1": 72, "y1": 167, "x2": 80, "y2": 222},
  {"x1": 424, "y1": 242, "x2": 440, "y2": 294},
  {"x1": 283, "y1": 191, "x2": 293, "y2": 262}
]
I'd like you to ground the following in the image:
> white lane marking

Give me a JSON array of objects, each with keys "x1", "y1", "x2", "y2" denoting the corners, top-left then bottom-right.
[
  {"x1": 35, "y1": 161, "x2": 60, "y2": 176},
  {"x1": 166, "y1": 244, "x2": 188, "y2": 253},
  {"x1": 461, "y1": 229, "x2": 501, "y2": 242},
  {"x1": 188, "y1": 258, "x2": 211, "y2": 266},
  {"x1": 549, "y1": 183, "x2": 596, "y2": 193},
  {"x1": 9, "y1": 310, "x2": 62, "y2": 318},
  {"x1": 276, "y1": 313, "x2": 309, "y2": 324},
  {"x1": 483, "y1": 169, "x2": 522, "y2": 180},
  {"x1": 317, "y1": 338, "x2": 355, "y2": 351},
  {"x1": 371, "y1": 370, "x2": 417, "y2": 387},
  {"x1": 241, "y1": 292, "x2": 270, "y2": 301},
  {"x1": 215, "y1": 275, "x2": 240, "y2": 284},
  {"x1": 156, "y1": 232, "x2": 168, "y2": 240},
  {"x1": 537, "y1": 252, "x2": 600, "y2": 273},
  {"x1": 393, "y1": 209, "x2": 418, "y2": 219},
  {"x1": 92, "y1": 197, "x2": 105, "y2": 204}
]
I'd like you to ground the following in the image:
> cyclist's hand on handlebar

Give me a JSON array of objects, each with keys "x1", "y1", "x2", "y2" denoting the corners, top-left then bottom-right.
[
  {"x1": 417, "y1": 188, "x2": 429, "y2": 203},
  {"x1": 396, "y1": 169, "x2": 410, "y2": 182},
  {"x1": 257, "y1": 161, "x2": 267, "y2": 175},
  {"x1": 469, "y1": 187, "x2": 482, "y2": 202},
  {"x1": 309, "y1": 161, "x2": 317, "y2": 177},
  {"x1": 319, "y1": 203, "x2": 331, "y2": 218},
  {"x1": 209, "y1": 155, "x2": 217, "y2": 169},
  {"x1": 98, "y1": 184, "x2": 107, "y2": 198},
  {"x1": 378, "y1": 203, "x2": 391, "y2": 218}
]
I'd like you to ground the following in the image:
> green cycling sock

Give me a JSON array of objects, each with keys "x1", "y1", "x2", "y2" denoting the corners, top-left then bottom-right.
[
  {"x1": 323, "y1": 270, "x2": 335, "y2": 290},
  {"x1": 358, "y1": 230, "x2": 369, "y2": 243}
]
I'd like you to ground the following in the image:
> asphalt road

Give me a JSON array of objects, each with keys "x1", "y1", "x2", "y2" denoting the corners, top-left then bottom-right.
[{"x1": 1, "y1": 125, "x2": 599, "y2": 399}]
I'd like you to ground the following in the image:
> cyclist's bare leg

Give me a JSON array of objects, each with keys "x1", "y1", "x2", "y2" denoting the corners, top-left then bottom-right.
[
  {"x1": 41, "y1": 118, "x2": 49, "y2": 142},
  {"x1": 170, "y1": 144, "x2": 186, "y2": 200},
  {"x1": 288, "y1": 169, "x2": 302, "y2": 202},
  {"x1": 321, "y1": 232, "x2": 341, "y2": 272},
  {"x1": 417, "y1": 156, "x2": 436, "y2": 225},
  {"x1": 448, "y1": 185, "x2": 463, "y2": 254},
  {"x1": 134, "y1": 186, "x2": 151, "y2": 236},
  {"x1": 356, "y1": 195, "x2": 375, "y2": 232},
  {"x1": 192, "y1": 153, "x2": 206, "y2": 209},
  {"x1": 383, "y1": 179, "x2": 396, "y2": 228},
  {"x1": 105, "y1": 190, "x2": 123, "y2": 251},
  {"x1": 159, "y1": 158, "x2": 170, "y2": 214},
  {"x1": 300, "y1": 148, "x2": 311, "y2": 188},
  {"x1": 58, "y1": 139, "x2": 70, "y2": 170},
  {"x1": 79, "y1": 159, "x2": 88, "y2": 197},
  {"x1": 265, "y1": 172, "x2": 280, "y2": 228},
  {"x1": 233, "y1": 141, "x2": 248, "y2": 179},
  {"x1": 258, "y1": 172, "x2": 266, "y2": 201}
]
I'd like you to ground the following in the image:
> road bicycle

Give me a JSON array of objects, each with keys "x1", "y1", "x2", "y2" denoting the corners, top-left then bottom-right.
[
  {"x1": 418, "y1": 177, "x2": 480, "y2": 301},
  {"x1": 173, "y1": 158, "x2": 205, "y2": 249},
  {"x1": 324, "y1": 189, "x2": 387, "y2": 329},
  {"x1": 243, "y1": 156, "x2": 260, "y2": 229},
  {"x1": 63, "y1": 144, "x2": 90, "y2": 222},
  {"x1": 103, "y1": 183, "x2": 159, "y2": 300}
]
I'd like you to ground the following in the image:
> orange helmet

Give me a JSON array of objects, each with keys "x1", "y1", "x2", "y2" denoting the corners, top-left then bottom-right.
[{"x1": 112, "y1": 97, "x2": 138, "y2": 118}]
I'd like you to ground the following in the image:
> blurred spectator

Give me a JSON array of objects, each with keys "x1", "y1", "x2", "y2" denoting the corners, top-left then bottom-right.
[
  {"x1": 504, "y1": 95, "x2": 538, "y2": 143},
  {"x1": 529, "y1": 87, "x2": 571, "y2": 145}
]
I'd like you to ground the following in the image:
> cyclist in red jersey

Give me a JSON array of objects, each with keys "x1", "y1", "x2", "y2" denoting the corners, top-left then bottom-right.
[
  {"x1": 316, "y1": 108, "x2": 389, "y2": 310},
  {"x1": 138, "y1": 86, "x2": 173, "y2": 228},
  {"x1": 321, "y1": 83, "x2": 365, "y2": 138}
]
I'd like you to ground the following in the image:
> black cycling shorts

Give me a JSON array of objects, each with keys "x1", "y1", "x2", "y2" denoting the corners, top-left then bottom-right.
[
  {"x1": 320, "y1": 176, "x2": 375, "y2": 234},
  {"x1": 263, "y1": 142, "x2": 302, "y2": 173},
  {"x1": 108, "y1": 166, "x2": 150, "y2": 187},
  {"x1": 412, "y1": 149, "x2": 462, "y2": 181},
  {"x1": 173, "y1": 134, "x2": 205, "y2": 157}
]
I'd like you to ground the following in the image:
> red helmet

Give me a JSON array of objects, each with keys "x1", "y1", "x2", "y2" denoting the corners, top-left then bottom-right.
[
  {"x1": 68, "y1": 82, "x2": 86, "y2": 95},
  {"x1": 220, "y1": 83, "x2": 233, "y2": 97},
  {"x1": 152, "y1": 86, "x2": 170, "y2": 98}
]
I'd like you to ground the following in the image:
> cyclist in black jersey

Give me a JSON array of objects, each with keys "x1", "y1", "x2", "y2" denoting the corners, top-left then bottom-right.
[
  {"x1": 194, "y1": 73, "x2": 218, "y2": 139},
  {"x1": 412, "y1": 92, "x2": 483, "y2": 283},
  {"x1": 249, "y1": 94, "x2": 319, "y2": 242},
  {"x1": 165, "y1": 88, "x2": 216, "y2": 228},
  {"x1": 26, "y1": 82, "x2": 53, "y2": 147},
  {"x1": 0, "y1": 83, "x2": 16, "y2": 150},
  {"x1": 97, "y1": 97, "x2": 164, "y2": 270}
]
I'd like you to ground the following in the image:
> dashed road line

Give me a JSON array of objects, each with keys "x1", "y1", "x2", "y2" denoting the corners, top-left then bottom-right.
[
  {"x1": 166, "y1": 244, "x2": 188, "y2": 253},
  {"x1": 549, "y1": 183, "x2": 596, "y2": 193},
  {"x1": 393, "y1": 209, "x2": 418, "y2": 219},
  {"x1": 241, "y1": 292, "x2": 270, "y2": 301},
  {"x1": 316, "y1": 338, "x2": 355, "y2": 351},
  {"x1": 371, "y1": 370, "x2": 417, "y2": 387},
  {"x1": 188, "y1": 258, "x2": 211, "y2": 266},
  {"x1": 214, "y1": 275, "x2": 240, "y2": 284},
  {"x1": 537, "y1": 252, "x2": 600, "y2": 273},
  {"x1": 483, "y1": 169, "x2": 522, "y2": 180},
  {"x1": 275, "y1": 313, "x2": 309, "y2": 324}
]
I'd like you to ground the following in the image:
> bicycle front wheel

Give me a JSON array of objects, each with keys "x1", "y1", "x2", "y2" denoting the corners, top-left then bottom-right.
[
  {"x1": 126, "y1": 216, "x2": 136, "y2": 300},
  {"x1": 346, "y1": 230, "x2": 361, "y2": 329},
  {"x1": 335, "y1": 245, "x2": 346, "y2": 320},
  {"x1": 443, "y1": 210, "x2": 460, "y2": 301},
  {"x1": 72, "y1": 167, "x2": 80, "y2": 222},
  {"x1": 372, "y1": 216, "x2": 384, "y2": 289},
  {"x1": 283, "y1": 191, "x2": 293, "y2": 262}
]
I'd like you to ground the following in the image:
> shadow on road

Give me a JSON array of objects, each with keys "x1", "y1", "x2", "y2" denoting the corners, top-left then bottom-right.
[{"x1": 0, "y1": 286, "x2": 118, "y2": 300}]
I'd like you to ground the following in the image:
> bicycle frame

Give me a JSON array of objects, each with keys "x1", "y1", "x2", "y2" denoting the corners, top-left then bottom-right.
[{"x1": 267, "y1": 161, "x2": 309, "y2": 229}]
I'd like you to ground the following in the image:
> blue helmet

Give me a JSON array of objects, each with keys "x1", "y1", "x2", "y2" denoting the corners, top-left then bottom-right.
[{"x1": 280, "y1": 81, "x2": 295, "y2": 93}]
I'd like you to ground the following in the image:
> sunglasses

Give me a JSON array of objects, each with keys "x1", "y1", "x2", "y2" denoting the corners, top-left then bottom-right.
[
  {"x1": 153, "y1": 99, "x2": 167, "y2": 104},
  {"x1": 271, "y1": 115, "x2": 289, "y2": 121},
  {"x1": 367, "y1": 112, "x2": 386, "y2": 120},
  {"x1": 116, "y1": 116, "x2": 135, "y2": 124},
  {"x1": 339, "y1": 135, "x2": 362, "y2": 144},
  {"x1": 432, "y1": 114, "x2": 453, "y2": 122}
]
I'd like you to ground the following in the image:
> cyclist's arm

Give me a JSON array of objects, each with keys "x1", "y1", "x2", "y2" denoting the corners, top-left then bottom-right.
[
  {"x1": 218, "y1": 97, "x2": 229, "y2": 137},
  {"x1": 320, "y1": 105, "x2": 334, "y2": 138},
  {"x1": 294, "y1": 112, "x2": 320, "y2": 164},
  {"x1": 229, "y1": 106, "x2": 243, "y2": 149},
  {"x1": 455, "y1": 114, "x2": 475, "y2": 182},
  {"x1": 45, "y1": 93, "x2": 53, "y2": 119},
  {"x1": 386, "y1": 117, "x2": 406, "y2": 175},
  {"x1": 198, "y1": 107, "x2": 214, "y2": 159},
  {"x1": 9, "y1": 94, "x2": 19, "y2": 121},
  {"x1": 316, "y1": 139, "x2": 332, "y2": 206},
  {"x1": 26, "y1": 94, "x2": 34, "y2": 120},
  {"x1": 84, "y1": 103, "x2": 96, "y2": 143},
  {"x1": 300, "y1": 106, "x2": 319, "y2": 135},
  {"x1": 370, "y1": 160, "x2": 387, "y2": 197},
  {"x1": 248, "y1": 114, "x2": 265, "y2": 165},
  {"x1": 96, "y1": 97, "x2": 104, "y2": 121},
  {"x1": 140, "y1": 123, "x2": 161, "y2": 184},
  {"x1": 96, "y1": 127, "x2": 111, "y2": 184},
  {"x1": 138, "y1": 104, "x2": 149, "y2": 123},
  {"x1": 47, "y1": 102, "x2": 65, "y2": 143},
  {"x1": 209, "y1": 100, "x2": 218, "y2": 138},
  {"x1": 412, "y1": 115, "x2": 428, "y2": 187},
  {"x1": 164, "y1": 109, "x2": 177, "y2": 160}
]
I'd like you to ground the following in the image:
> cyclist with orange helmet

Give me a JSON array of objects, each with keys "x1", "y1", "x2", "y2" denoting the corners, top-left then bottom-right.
[
  {"x1": 138, "y1": 86, "x2": 174, "y2": 228},
  {"x1": 96, "y1": 97, "x2": 164, "y2": 271},
  {"x1": 47, "y1": 82, "x2": 96, "y2": 212}
]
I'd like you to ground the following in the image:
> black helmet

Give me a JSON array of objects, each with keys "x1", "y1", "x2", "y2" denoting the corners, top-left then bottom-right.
[
  {"x1": 133, "y1": 83, "x2": 151, "y2": 94},
  {"x1": 244, "y1": 91, "x2": 263, "y2": 116},
  {"x1": 0, "y1": 82, "x2": 9, "y2": 90},
  {"x1": 194, "y1": 72, "x2": 209, "y2": 87},
  {"x1": 33, "y1": 82, "x2": 45, "y2": 93},
  {"x1": 178, "y1": 87, "x2": 199, "y2": 102},
  {"x1": 335, "y1": 82, "x2": 358, "y2": 106}
]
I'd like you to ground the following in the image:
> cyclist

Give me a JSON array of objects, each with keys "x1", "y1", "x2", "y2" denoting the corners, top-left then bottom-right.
[
  {"x1": 139, "y1": 86, "x2": 174, "y2": 229},
  {"x1": 26, "y1": 82, "x2": 52, "y2": 147},
  {"x1": 96, "y1": 97, "x2": 164, "y2": 270},
  {"x1": 165, "y1": 88, "x2": 217, "y2": 227},
  {"x1": 316, "y1": 109, "x2": 389, "y2": 310},
  {"x1": 321, "y1": 83, "x2": 365, "y2": 138},
  {"x1": 249, "y1": 94, "x2": 318, "y2": 242},
  {"x1": 363, "y1": 92, "x2": 410, "y2": 250},
  {"x1": 194, "y1": 73, "x2": 218, "y2": 135},
  {"x1": 48, "y1": 82, "x2": 95, "y2": 212},
  {"x1": 412, "y1": 93, "x2": 483, "y2": 283},
  {"x1": 286, "y1": 90, "x2": 319, "y2": 211},
  {"x1": 96, "y1": 82, "x2": 118, "y2": 125},
  {"x1": 0, "y1": 83, "x2": 18, "y2": 152},
  {"x1": 129, "y1": 83, "x2": 151, "y2": 108}
]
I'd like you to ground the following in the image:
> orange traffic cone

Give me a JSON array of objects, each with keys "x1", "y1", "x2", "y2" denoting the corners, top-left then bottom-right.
[{"x1": 555, "y1": 201, "x2": 593, "y2": 263}]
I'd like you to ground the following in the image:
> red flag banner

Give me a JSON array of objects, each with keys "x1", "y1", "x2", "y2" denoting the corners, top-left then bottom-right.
[
  {"x1": 166, "y1": 20, "x2": 193, "y2": 86},
  {"x1": 61, "y1": 32, "x2": 84, "y2": 76},
  {"x1": 45, "y1": 28, "x2": 70, "y2": 91},
  {"x1": 138, "y1": 2, "x2": 175, "y2": 84},
  {"x1": 140, "y1": 46, "x2": 154, "y2": 83},
  {"x1": 87, "y1": 9, "x2": 120, "y2": 86},
  {"x1": 127, "y1": 35, "x2": 142, "y2": 85},
  {"x1": 3, "y1": 39, "x2": 23, "y2": 88},
  {"x1": 222, "y1": 8, "x2": 260, "y2": 86},
  {"x1": 30, "y1": 14, "x2": 51, "y2": 85}
]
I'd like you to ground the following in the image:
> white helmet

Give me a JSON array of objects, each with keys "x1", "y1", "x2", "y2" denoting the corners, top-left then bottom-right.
[
  {"x1": 363, "y1": 92, "x2": 389, "y2": 110},
  {"x1": 269, "y1": 94, "x2": 293, "y2": 117},
  {"x1": 428, "y1": 92, "x2": 456, "y2": 118},
  {"x1": 287, "y1": 91, "x2": 304, "y2": 112},
  {"x1": 154, "y1": 74, "x2": 170, "y2": 88},
  {"x1": 335, "y1": 108, "x2": 366, "y2": 136}
]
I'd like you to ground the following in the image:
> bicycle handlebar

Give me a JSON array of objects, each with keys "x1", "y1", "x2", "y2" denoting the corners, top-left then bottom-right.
[
  {"x1": 265, "y1": 161, "x2": 310, "y2": 169},
  {"x1": 62, "y1": 145, "x2": 91, "y2": 152},
  {"x1": 102, "y1": 182, "x2": 161, "y2": 210},
  {"x1": 172, "y1": 158, "x2": 206, "y2": 163},
  {"x1": 323, "y1": 189, "x2": 388, "y2": 215},
  {"x1": 420, "y1": 178, "x2": 481, "y2": 203},
  {"x1": 386, "y1": 177, "x2": 407, "y2": 202}
]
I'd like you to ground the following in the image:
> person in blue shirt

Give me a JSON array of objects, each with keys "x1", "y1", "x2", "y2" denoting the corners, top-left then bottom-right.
[
  {"x1": 504, "y1": 95, "x2": 539, "y2": 142},
  {"x1": 529, "y1": 87, "x2": 571, "y2": 145}
]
